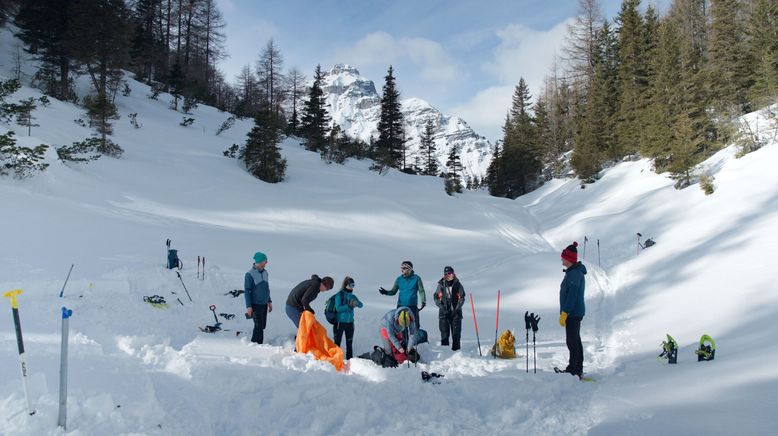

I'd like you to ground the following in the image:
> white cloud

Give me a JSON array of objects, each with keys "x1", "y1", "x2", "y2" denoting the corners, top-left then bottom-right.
[
  {"x1": 483, "y1": 20, "x2": 571, "y2": 96},
  {"x1": 336, "y1": 32, "x2": 458, "y2": 83},
  {"x1": 451, "y1": 19, "x2": 572, "y2": 141},
  {"x1": 451, "y1": 86, "x2": 513, "y2": 141}
]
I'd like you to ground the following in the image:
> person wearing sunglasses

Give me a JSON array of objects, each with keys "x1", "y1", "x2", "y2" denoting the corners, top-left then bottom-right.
[
  {"x1": 434, "y1": 266, "x2": 465, "y2": 351},
  {"x1": 379, "y1": 260, "x2": 426, "y2": 329}
]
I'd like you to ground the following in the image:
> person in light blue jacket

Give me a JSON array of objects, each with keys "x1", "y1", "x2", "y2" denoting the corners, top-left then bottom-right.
[
  {"x1": 245, "y1": 252, "x2": 272, "y2": 344},
  {"x1": 333, "y1": 276, "x2": 363, "y2": 359},
  {"x1": 380, "y1": 260, "x2": 426, "y2": 328}
]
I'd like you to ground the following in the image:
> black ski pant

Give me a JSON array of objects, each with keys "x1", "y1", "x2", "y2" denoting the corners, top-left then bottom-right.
[
  {"x1": 565, "y1": 316, "x2": 584, "y2": 376},
  {"x1": 251, "y1": 304, "x2": 268, "y2": 344},
  {"x1": 333, "y1": 322, "x2": 355, "y2": 359},
  {"x1": 439, "y1": 310, "x2": 462, "y2": 350}
]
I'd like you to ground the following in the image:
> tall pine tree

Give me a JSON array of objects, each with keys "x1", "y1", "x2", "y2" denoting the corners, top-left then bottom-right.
[
  {"x1": 444, "y1": 147, "x2": 463, "y2": 195},
  {"x1": 420, "y1": 119, "x2": 438, "y2": 175},
  {"x1": 707, "y1": 0, "x2": 753, "y2": 114},
  {"x1": 300, "y1": 65, "x2": 330, "y2": 154},
  {"x1": 241, "y1": 105, "x2": 287, "y2": 183},
  {"x1": 376, "y1": 66, "x2": 404, "y2": 169}
]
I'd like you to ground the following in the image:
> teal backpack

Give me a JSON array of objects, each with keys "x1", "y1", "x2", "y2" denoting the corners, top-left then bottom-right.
[{"x1": 324, "y1": 291, "x2": 341, "y2": 325}]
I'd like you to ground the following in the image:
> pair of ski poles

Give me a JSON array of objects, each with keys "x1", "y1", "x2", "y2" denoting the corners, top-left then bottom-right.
[{"x1": 470, "y1": 290, "x2": 540, "y2": 372}]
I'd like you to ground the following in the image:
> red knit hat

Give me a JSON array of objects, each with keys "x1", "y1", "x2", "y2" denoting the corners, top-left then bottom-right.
[{"x1": 561, "y1": 242, "x2": 578, "y2": 263}]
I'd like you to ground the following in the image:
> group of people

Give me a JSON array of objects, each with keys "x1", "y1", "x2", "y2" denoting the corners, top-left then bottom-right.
[{"x1": 242, "y1": 241, "x2": 587, "y2": 378}]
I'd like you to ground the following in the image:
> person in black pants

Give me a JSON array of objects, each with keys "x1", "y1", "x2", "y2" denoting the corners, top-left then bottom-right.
[
  {"x1": 333, "y1": 277, "x2": 363, "y2": 359},
  {"x1": 244, "y1": 252, "x2": 272, "y2": 344},
  {"x1": 558, "y1": 242, "x2": 587, "y2": 378},
  {"x1": 434, "y1": 266, "x2": 466, "y2": 351}
]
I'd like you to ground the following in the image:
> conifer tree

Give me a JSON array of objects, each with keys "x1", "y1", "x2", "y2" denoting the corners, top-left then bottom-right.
[
  {"x1": 241, "y1": 105, "x2": 286, "y2": 183},
  {"x1": 69, "y1": 0, "x2": 129, "y2": 157},
  {"x1": 486, "y1": 140, "x2": 505, "y2": 197},
  {"x1": 376, "y1": 66, "x2": 404, "y2": 169},
  {"x1": 747, "y1": 0, "x2": 778, "y2": 105},
  {"x1": 614, "y1": 0, "x2": 649, "y2": 157},
  {"x1": 668, "y1": 111, "x2": 700, "y2": 188},
  {"x1": 444, "y1": 147, "x2": 463, "y2": 195},
  {"x1": 707, "y1": 0, "x2": 753, "y2": 114},
  {"x1": 420, "y1": 119, "x2": 438, "y2": 175},
  {"x1": 300, "y1": 65, "x2": 330, "y2": 154},
  {"x1": 642, "y1": 17, "x2": 684, "y2": 169},
  {"x1": 14, "y1": 0, "x2": 77, "y2": 100},
  {"x1": 501, "y1": 78, "x2": 541, "y2": 198}
]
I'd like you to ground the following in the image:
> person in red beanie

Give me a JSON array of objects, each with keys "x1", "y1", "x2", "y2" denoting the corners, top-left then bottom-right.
[{"x1": 558, "y1": 242, "x2": 587, "y2": 378}]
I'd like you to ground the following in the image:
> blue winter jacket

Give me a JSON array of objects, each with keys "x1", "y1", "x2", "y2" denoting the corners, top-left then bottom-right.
[
  {"x1": 334, "y1": 289, "x2": 363, "y2": 324},
  {"x1": 385, "y1": 273, "x2": 426, "y2": 308},
  {"x1": 380, "y1": 307, "x2": 418, "y2": 351},
  {"x1": 559, "y1": 262, "x2": 586, "y2": 318},
  {"x1": 244, "y1": 266, "x2": 271, "y2": 307}
]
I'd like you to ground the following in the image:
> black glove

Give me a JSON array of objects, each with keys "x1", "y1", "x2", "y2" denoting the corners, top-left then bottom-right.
[
  {"x1": 530, "y1": 313, "x2": 540, "y2": 332},
  {"x1": 379, "y1": 287, "x2": 388, "y2": 295},
  {"x1": 524, "y1": 311, "x2": 531, "y2": 330}
]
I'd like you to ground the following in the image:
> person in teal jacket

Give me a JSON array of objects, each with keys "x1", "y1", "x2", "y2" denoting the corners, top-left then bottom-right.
[
  {"x1": 245, "y1": 252, "x2": 272, "y2": 344},
  {"x1": 558, "y1": 242, "x2": 587, "y2": 378},
  {"x1": 380, "y1": 260, "x2": 426, "y2": 328},
  {"x1": 333, "y1": 276, "x2": 363, "y2": 359}
]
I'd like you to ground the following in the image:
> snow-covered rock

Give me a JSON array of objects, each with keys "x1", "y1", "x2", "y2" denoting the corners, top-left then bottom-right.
[{"x1": 321, "y1": 64, "x2": 492, "y2": 181}]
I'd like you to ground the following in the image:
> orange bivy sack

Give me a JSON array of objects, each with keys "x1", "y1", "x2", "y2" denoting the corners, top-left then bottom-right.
[{"x1": 295, "y1": 311, "x2": 345, "y2": 371}]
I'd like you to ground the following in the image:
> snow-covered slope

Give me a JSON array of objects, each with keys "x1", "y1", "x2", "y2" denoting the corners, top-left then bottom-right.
[
  {"x1": 2, "y1": 26, "x2": 777, "y2": 435},
  {"x1": 322, "y1": 64, "x2": 492, "y2": 181}
]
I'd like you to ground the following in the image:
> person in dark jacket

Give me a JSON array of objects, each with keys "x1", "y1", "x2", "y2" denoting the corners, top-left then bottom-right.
[
  {"x1": 434, "y1": 266, "x2": 465, "y2": 351},
  {"x1": 333, "y1": 276, "x2": 363, "y2": 359},
  {"x1": 558, "y1": 242, "x2": 587, "y2": 378},
  {"x1": 245, "y1": 252, "x2": 272, "y2": 344},
  {"x1": 379, "y1": 260, "x2": 426, "y2": 329},
  {"x1": 285, "y1": 274, "x2": 334, "y2": 328}
]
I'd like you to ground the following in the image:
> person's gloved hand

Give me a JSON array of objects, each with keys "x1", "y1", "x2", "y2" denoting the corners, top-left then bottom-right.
[
  {"x1": 379, "y1": 287, "x2": 388, "y2": 295},
  {"x1": 349, "y1": 299, "x2": 358, "y2": 308},
  {"x1": 559, "y1": 311, "x2": 568, "y2": 327},
  {"x1": 420, "y1": 301, "x2": 426, "y2": 311}
]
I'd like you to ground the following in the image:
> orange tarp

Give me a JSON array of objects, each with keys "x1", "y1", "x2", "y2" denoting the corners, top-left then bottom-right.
[{"x1": 295, "y1": 311, "x2": 345, "y2": 371}]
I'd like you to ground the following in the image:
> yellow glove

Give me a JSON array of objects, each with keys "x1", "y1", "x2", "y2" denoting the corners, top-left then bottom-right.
[{"x1": 559, "y1": 311, "x2": 568, "y2": 327}]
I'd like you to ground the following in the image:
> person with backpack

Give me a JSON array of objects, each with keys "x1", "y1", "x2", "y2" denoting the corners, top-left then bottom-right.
[
  {"x1": 558, "y1": 242, "x2": 587, "y2": 378},
  {"x1": 285, "y1": 274, "x2": 335, "y2": 328},
  {"x1": 245, "y1": 252, "x2": 272, "y2": 344},
  {"x1": 379, "y1": 260, "x2": 426, "y2": 329},
  {"x1": 434, "y1": 266, "x2": 465, "y2": 351},
  {"x1": 331, "y1": 277, "x2": 363, "y2": 359},
  {"x1": 379, "y1": 306, "x2": 419, "y2": 364}
]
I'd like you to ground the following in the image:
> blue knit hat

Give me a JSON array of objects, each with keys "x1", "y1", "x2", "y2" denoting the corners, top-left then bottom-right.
[{"x1": 253, "y1": 252, "x2": 267, "y2": 263}]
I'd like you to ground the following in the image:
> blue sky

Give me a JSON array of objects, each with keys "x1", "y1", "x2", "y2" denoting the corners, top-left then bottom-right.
[{"x1": 216, "y1": 0, "x2": 668, "y2": 141}]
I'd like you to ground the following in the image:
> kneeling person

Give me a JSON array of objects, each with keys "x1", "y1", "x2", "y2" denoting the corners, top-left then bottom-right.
[{"x1": 380, "y1": 307, "x2": 419, "y2": 364}]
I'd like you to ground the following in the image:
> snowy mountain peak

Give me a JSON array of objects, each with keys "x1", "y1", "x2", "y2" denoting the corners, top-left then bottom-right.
[{"x1": 322, "y1": 64, "x2": 491, "y2": 179}]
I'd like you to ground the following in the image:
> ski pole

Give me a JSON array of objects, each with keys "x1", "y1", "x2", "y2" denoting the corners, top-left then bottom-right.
[
  {"x1": 202, "y1": 257, "x2": 205, "y2": 280},
  {"x1": 59, "y1": 264, "x2": 74, "y2": 298},
  {"x1": 597, "y1": 239, "x2": 601, "y2": 267},
  {"x1": 583, "y1": 236, "x2": 588, "y2": 259},
  {"x1": 197, "y1": 256, "x2": 200, "y2": 279},
  {"x1": 210, "y1": 305, "x2": 218, "y2": 324},
  {"x1": 405, "y1": 325, "x2": 410, "y2": 368},
  {"x1": 533, "y1": 329, "x2": 537, "y2": 374},
  {"x1": 493, "y1": 290, "x2": 500, "y2": 359},
  {"x1": 176, "y1": 271, "x2": 193, "y2": 302},
  {"x1": 2, "y1": 290, "x2": 35, "y2": 415},
  {"x1": 58, "y1": 307, "x2": 73, "y2": 429},
  {"x1": 470, "y1": 294, "x2": 482, "y2": 356},
  {"x1": 166, "y1": 238, "x2": 171, "y2": 268},
  {"x1": 525, "y1": 312, "x2": 529, "y2": 373}
]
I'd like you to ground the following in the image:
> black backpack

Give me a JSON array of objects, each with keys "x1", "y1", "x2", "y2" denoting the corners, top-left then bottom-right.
[{"x1": 359, "y1": 346, "x2": 398, "y2": 368}]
